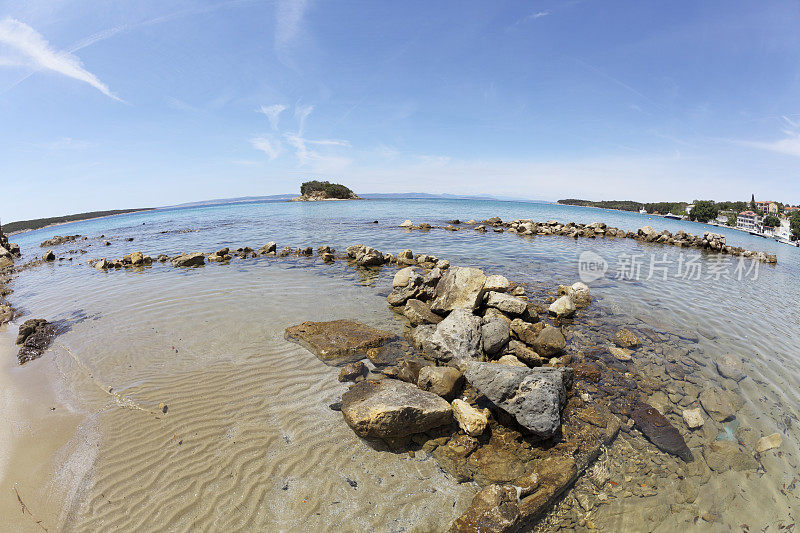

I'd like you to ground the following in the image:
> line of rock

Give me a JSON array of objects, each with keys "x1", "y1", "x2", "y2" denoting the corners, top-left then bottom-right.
[{"x1": 399, "y1": 218, "x2": 779, "y2": 263}]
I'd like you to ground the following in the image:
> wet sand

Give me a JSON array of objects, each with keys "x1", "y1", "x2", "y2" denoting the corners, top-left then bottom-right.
[{"x1": 0, "y1": 329, "x2": 83, "y2": 532}]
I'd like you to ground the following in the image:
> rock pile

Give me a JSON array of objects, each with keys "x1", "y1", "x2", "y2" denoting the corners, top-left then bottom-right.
[{"x1": 401, "y1": 218, "x2": 779, "y2": 263}]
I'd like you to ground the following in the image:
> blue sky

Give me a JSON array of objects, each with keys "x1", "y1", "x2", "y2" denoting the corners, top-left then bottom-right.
[{"x1": 1, "y1": 0, "x2": 799, "y2": 221}]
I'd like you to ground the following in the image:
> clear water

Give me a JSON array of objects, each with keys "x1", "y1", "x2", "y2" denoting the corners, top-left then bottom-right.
[{"x1": 4, "y1": 198, "x2": 800, "y2": 532}]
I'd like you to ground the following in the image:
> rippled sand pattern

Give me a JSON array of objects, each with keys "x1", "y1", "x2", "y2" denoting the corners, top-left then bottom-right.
[{"x1": 32, "y1": 265, "x2": 473, "y2": 532}]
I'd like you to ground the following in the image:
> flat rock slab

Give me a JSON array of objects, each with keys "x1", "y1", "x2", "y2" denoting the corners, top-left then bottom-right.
[
  {"x1": 464, "y1": 362, "x2": 572, "y2": 439},
  {"x1": 341, "y1": 379, "x2": 453, "y2": 438},
  {"x1": 631, "y1": 401, "x2": 693, "y2": 462},
  {"x1": 285, "y1": 320, "x2": 396, "y2": 365},
  {"x1": 430, "y1": 266, "x2": 487, "y2": 314}
]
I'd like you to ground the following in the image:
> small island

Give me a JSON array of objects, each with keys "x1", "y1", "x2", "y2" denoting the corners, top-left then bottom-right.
[{"x1": 291, "y1": 180, "x2": 362, "y2": 202}]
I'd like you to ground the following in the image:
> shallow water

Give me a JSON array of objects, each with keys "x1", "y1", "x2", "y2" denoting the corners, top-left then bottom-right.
[{"x1": 3, "y1": 198, "x2": 800, "y2": 532}]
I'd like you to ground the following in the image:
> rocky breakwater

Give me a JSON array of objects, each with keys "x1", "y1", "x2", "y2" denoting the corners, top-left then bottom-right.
[
  {"x1": 282, "y1": 245, "x2": 626, "y2": 531},
  {"x1": 401, "y1": 217, "x2": 778, "y2": 264}
]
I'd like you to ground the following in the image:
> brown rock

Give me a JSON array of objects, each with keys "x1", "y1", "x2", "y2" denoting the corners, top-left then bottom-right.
[
  {"x1": 285, "y1": 320, "x2": 396, "y2": 364},
  {"x1": 418, "y1": 366, "x2": 464, "y2": 399},
  {"x1": 338, "y1": 361, "x2": 367, "y2": 382},
  {"x1": 631, "y1": 401, "x2": 693, "y2": 461},
  {"x1": 614, "y1": 328, "x2": 640, "y2": 348},
  {"x1": 531, "y1": 326, "x2": 566, "y2": 357},
  {"x1": 402, "y1": 299, "x2": 443, "y2": 326},
  {"x1": 448, "y1": 484, "x2": 520, "y2": 533},
  {"x1": 341, "y1": 379, "x2": 453, "y2": 438}
]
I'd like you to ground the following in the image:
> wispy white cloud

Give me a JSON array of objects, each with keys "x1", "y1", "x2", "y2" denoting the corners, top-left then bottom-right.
[
  {"x1": 251, "y1": 135, "x2": 283, "y2": 160},
  {"x1": 46, "y1": 137, "x2": 95, "y2": 150},
  {"x1": 258, "y1": 104, "x2": 287, "y2": 130},
  {"x1": 0, "y1": 18, "x2": 123, "y2": 102},
  {"x1": 275, "y1": 0, "x2": 309, "y2": 54},
  {"x1": 294, "y1": 103, "x2": 314, "y2": 133},
  {"x1": 738, "y1": 131, "x2": 800, "y2": 158}
]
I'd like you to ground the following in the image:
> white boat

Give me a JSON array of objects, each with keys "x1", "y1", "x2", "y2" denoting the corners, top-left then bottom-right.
[
  {"x1": 775, "y1": 236, "x2": 798, "y2": 247},
  {"x1": 663, "y1": 213, "x2": 681, "y2": 220},
  {"x1": 639, "y1": 208, "x2": 647, "y2": 214}
]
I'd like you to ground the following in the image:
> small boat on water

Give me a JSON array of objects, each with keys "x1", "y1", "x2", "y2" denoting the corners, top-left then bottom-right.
[
  {"x1": 639, "y1": 208, "x2": 647, "y2": 214},
  {"x1": 663, "y1": 213, "x2": 682, "y2": 220},
  {"x1": 775, "y1": 236, "x2": 799, "y2": 247}
]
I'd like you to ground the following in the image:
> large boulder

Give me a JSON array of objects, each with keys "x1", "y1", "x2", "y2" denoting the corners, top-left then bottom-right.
[
  {"x1": 482, "y1": 319, "x2": 510, "y2": 356},
  {"x1": 484, "y1": 291, "x2": 527, "y2": 316},
  {"x1": 341, "y1": 379, "x2": 453, "y2": 438},
  {"x1": 417, "y1": 366, "x2": 464, "y2": 400},
  {"x1": 558, "y1": 282, "x2": 591, "y2": 308},
  {"x1": 402, "y1": 299, "x2": 443, "y2": 326},
  {"x1": 484, "y1": 275, "x2": 510, "y2": 293},
  {"x1": 386, "y1": 273, "x2": 425, "y2": 306},
  {"x1": 172, "y1": 252, "x2": 205, "y2": 267},
  {"x1": 464, "y1": 362, "x2": 572, "y2": 439},
  {"x1": 430, "y1": 266, "x2": 487, "y2": 314},
  {"x1": 285, "y1": 320, "x2": 395, "y2": 364},
  {"x1": 393, "y1": 266, "x2": 418, "y2": 288},
  {"x1": 531, "y1": 326, "x2": 566, "y2": 357},
  {"x1": 422, "y1": 309, "x2": 483, "y2": 366}
]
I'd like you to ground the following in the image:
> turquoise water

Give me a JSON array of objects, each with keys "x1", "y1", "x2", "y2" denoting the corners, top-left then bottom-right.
[{"x1": 6, "y1": 198, "x2": 800, "y2": 531}]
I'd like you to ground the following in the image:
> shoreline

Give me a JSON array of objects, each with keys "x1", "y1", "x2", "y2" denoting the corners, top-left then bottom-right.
[
  {"x1": 0, "y1": 327, "x2": 83, "y2": 532},
  {"x1": 8, "y1": 209, "x2": 156, "y2": 237}
]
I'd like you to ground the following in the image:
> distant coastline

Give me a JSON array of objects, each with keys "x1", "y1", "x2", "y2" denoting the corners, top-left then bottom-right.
[{"x1": 6, "y1": 208, "x2": 155, "y2": 235}]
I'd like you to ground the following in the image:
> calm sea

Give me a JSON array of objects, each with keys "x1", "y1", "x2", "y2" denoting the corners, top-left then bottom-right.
[{"x1": 5, "y1": 198, "x2": 800, "y2": 531}]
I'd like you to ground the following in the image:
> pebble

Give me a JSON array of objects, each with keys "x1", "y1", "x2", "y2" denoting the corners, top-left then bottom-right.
[
  {"x1": 682, "y1": 408, "x2": 704, "y2": 429},
  {"x1": 755, "y1": 433, "x2": 782, "y2": 453}
]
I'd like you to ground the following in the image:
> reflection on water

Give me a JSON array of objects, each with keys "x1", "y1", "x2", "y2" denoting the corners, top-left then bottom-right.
[{"x1": 5, "y1": 198, "x2": 800, "y2": 531}]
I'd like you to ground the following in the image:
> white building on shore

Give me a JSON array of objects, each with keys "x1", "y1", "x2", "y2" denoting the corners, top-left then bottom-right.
[{"x1": 737, "y1": 211, "x2": 762, "y2": 232}]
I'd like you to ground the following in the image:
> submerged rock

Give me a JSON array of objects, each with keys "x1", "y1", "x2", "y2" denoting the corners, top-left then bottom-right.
[
  {"x1": 631, "y1": 401, "x2": 693, "y2": 461},
  {"x1": 422, "y1": 309, "x2": 483, "y2": 366},
  {"x1": 449, "y1": 484, "x2": 519, "y2": 533},
  {"x1": 613, "y1": 328, "x2": 639, "y2": 348},
  {"x1": 16, "y1": 318, "x2": 58, "y2": 364},
  {"x1": 698, "y1": 387, "x2": 742, "y2": 422},
  {"x1": 341, "y1": 379, "x2": 453, "y2": 438},
  {"x1": 285, "y1": 320, "x2": 396, "y2": 364},
  {"x1": 464, "y1": 362, "x2": 572, "y2": 439},
  {"x1": 714, "y1": 354, "x2": 746, "y2": 382},
  {"x1": 430, "y1": 266, "x2": 487, "y2": 314},
  {"x1": 682, "y1": 408, "x2": 704, "y2": 429},
  {"x1": 756, "y1": 433, "x2": 782, "y2": 453}
]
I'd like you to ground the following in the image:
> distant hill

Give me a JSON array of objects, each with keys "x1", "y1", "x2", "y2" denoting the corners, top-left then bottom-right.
[
  {"x1": 559, "y1": 199, "x2": 689, "y2": 215},
  {"x1": 4, "y1": 208, "x2": 154, "y2": 234}
]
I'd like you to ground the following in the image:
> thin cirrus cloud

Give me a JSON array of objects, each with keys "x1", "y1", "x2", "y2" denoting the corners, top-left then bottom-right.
[
  {"x1": 739, "y1": 133, "x2": 800, "y2": 158},
  {"x1": 258, "y1": 104, "x2": 287, "y2": 130},
  {"x1": 252, "y1": 103, "x2": 352, "y2": 170},
  {"x1": 0, "y1": 17, "x2": 123, "y2": 102}
]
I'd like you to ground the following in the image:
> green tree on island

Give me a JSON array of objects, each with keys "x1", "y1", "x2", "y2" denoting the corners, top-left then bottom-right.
[
  {"x1": 299, "y1": 180, "x2": 356, "y2": 199},
  {"x1": 750, "y1": 194, "x2": 757, "y2": 211},
  {"x1": 688, "y1": 200, "x2": 719, "y2": 223},
  {"x1": 726, "y1": 214, "x2": 737, "y2": 227},
  {"x1": 763, "y1": 214, "x2": 780, "y2": 228}
]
